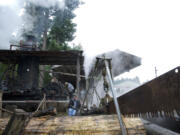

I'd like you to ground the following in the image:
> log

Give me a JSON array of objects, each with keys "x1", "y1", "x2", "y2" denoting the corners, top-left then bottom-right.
[
  {"x1": 142, "y1": 119, "x2": 180, "y2": 135},
  {"x1": 2, "y1": 109, "x2": 30, "y2": 135},
  {"x1": 0, "y1": 115, "x2": 146, "y2": 135}
]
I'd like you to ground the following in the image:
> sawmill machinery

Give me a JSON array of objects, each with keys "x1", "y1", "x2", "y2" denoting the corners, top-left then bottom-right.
[
  {"x1": 81, "y1": 52, "x2": 180, "y2": 120},
  {"x1": 81, "y1": 56, "x2": 140, "y2": 135},
  {"x1": 80, "y1": 50, "x2": 141, "y2": 111},
  {"x1": 0, "y1": 35, "x2": 83, "y2": 111}
]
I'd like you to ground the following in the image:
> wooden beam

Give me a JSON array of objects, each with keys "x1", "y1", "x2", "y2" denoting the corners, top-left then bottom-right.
[
  {"x1": 85, "y1": 79, "x2": 89, "y2": 106},
  {"x1": 76, "y1": 55, "x2": 80, "y2": 96},
  {"x1": 55, "y1": 72, "x2": 85, "y2": 78}
]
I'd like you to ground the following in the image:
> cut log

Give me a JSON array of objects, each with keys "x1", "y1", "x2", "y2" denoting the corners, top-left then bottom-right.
[
  {"x1": 2, "y1": 109, "x2": 30, "y2": 135},
  {"x1": 0, "y1": 115, "x2": 146, "y2": 135}
]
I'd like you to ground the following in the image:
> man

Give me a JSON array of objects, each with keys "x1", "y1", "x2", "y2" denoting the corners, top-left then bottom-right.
[
  {"x1": 65, "y1": 82, "x2": 74, "y2": 99},
  {"x1": 68, "y1": 94, "x2": 81, "y2": 116},
  {"x1": 51, "y1": 77, "x2": 58, "y2": 83}
]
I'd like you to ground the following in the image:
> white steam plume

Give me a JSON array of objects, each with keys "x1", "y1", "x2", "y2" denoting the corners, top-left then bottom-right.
[
  {"x1": 0, "y1": 0, "x2": 65, "y2": 49},
  {"x1": 0, "y1": 0, "x2": 23, "y2": 49},
  {"x1": 30, "y1": 0, "x2": 65, "y2": 9}
]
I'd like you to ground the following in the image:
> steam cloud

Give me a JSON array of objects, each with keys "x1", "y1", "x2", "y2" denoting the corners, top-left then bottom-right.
[
  {"x1": 84, "y1": 49, "x2": 141, "y2": 107},
  {"x1": 30, "y1": 0, "x2": 65, "y2": 9},
  {"x1": 0, "y1": 0, "x2": 65, "y2": 49},
  {"x1": 84, "y1": 49, "x2": 141, "y2": 77},
  {"x1": 0, "y1": 1, "x2": 22, "y2": 49}
]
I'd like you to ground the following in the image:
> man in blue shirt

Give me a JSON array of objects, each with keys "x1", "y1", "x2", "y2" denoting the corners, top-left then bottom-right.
[{"x1": 68, "y1": 94, "x2": 81, "y2": 116}]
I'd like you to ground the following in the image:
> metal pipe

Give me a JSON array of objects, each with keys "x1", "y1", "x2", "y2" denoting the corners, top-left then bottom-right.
[
  {"x1": 10, "y1": 44, "x2": 36, "y2": 50},
  {"x1": 105, "y1": 60, "x2": 127, "y2": 135},
  {"x1": 142, "y1": 119, "x2": 180, "y2": 135},
  {"x1": 0, "y1": 100, "x2": 69, "y2": 103}
]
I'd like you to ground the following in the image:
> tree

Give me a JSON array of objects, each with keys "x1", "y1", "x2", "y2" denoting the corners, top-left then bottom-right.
[
  {"x1": 23, "y1": 0, "x2": 81, "y2": 86},
  {"x1": 23, "y1": 2, "x2": 55, "y2": 50},
  {"x1": 23, "y1": 0, "x2": 81, "y2": 51},
  {"x1": 72, "y1": 43, "x2": 83, "y2": 50},
  {"x1": 47, "y1": 0, "x2": 81, "y2": 51},
  {"x1": 0, "y1": 1, "x2": 82, "y2": 87}
]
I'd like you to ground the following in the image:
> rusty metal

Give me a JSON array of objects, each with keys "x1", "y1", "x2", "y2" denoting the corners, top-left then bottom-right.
[
  {"x1": 10, "y1": 44, "x2": 37, "y2": 50},
  {"x1": 108, "y1": 67, "x2": 180, "y2": 118}
]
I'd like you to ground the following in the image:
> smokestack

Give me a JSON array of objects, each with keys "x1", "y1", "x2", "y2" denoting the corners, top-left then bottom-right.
[{"x1": 20, "y1": 35, "x2": 37, "y2": 51}]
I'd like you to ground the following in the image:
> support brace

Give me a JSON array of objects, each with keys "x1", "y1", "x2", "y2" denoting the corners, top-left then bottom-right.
[{"x1": 105, "y1": 60, "x2": 127, "y2": 135}]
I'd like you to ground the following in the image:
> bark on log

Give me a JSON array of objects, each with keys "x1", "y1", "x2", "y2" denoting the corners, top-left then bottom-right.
[
  {"x1": 0, "y1": 115, "x2": 146, "y2": 135},
  {"x1": 2, "y1": 109, "x2": 30, "y2": 135}
]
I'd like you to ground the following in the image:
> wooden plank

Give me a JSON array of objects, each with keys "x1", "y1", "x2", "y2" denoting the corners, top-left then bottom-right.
[{"x1": 0, "y1": 50, "x2": 84, "y2": 65}]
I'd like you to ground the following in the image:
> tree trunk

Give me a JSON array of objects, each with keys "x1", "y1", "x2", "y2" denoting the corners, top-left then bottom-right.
[
  {"x1": 39, "y1": 9, "x2": 49, "y2": 88},
  {"x1": 39, "y1": 31, "x2": 48, "y2": 88},
  {"x1": 42, "y1": 30, "x2": 47, "y2": 50}
]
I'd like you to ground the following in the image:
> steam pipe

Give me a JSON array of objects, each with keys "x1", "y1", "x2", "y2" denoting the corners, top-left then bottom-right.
[
  {"x1": 10, "y1": 44, "x2": 37, "y2": 50},
  {"x1": 105, "y1": 60, "x2": 127, "y2": 135}
]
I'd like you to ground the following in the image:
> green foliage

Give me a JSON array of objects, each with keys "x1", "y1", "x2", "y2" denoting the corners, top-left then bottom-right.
[
  {"x1": 46, "y1": 39, "x2": 71, "y2": 51},
  {"x1": 72, "y1": 43, "x2": 83, "y2": 50},
  {"x1": 48, "y1": 19, "x2": 76, "y2": 44},
  {"x1": 0, "y1": 63, "x2": 8, "y2": 79},
  {"x1": 46, "y1": 0, "x2": 81, "y2": 51}
]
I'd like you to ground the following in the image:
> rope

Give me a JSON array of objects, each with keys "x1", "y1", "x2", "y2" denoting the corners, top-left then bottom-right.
[{"x1": 33, "y1": 94, "x2": 46, "y2": 115}]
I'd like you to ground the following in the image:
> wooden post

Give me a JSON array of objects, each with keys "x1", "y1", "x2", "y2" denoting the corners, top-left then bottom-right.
[
  {"x1": 85, "y1": 79, "x2": 89, "y2": 106},
  {"x1": 0, "y1": 91, "x2": 2, "y2": 118},
  {"x1": 76, "y1": 55, "x2": 80, "y2": 97}
]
